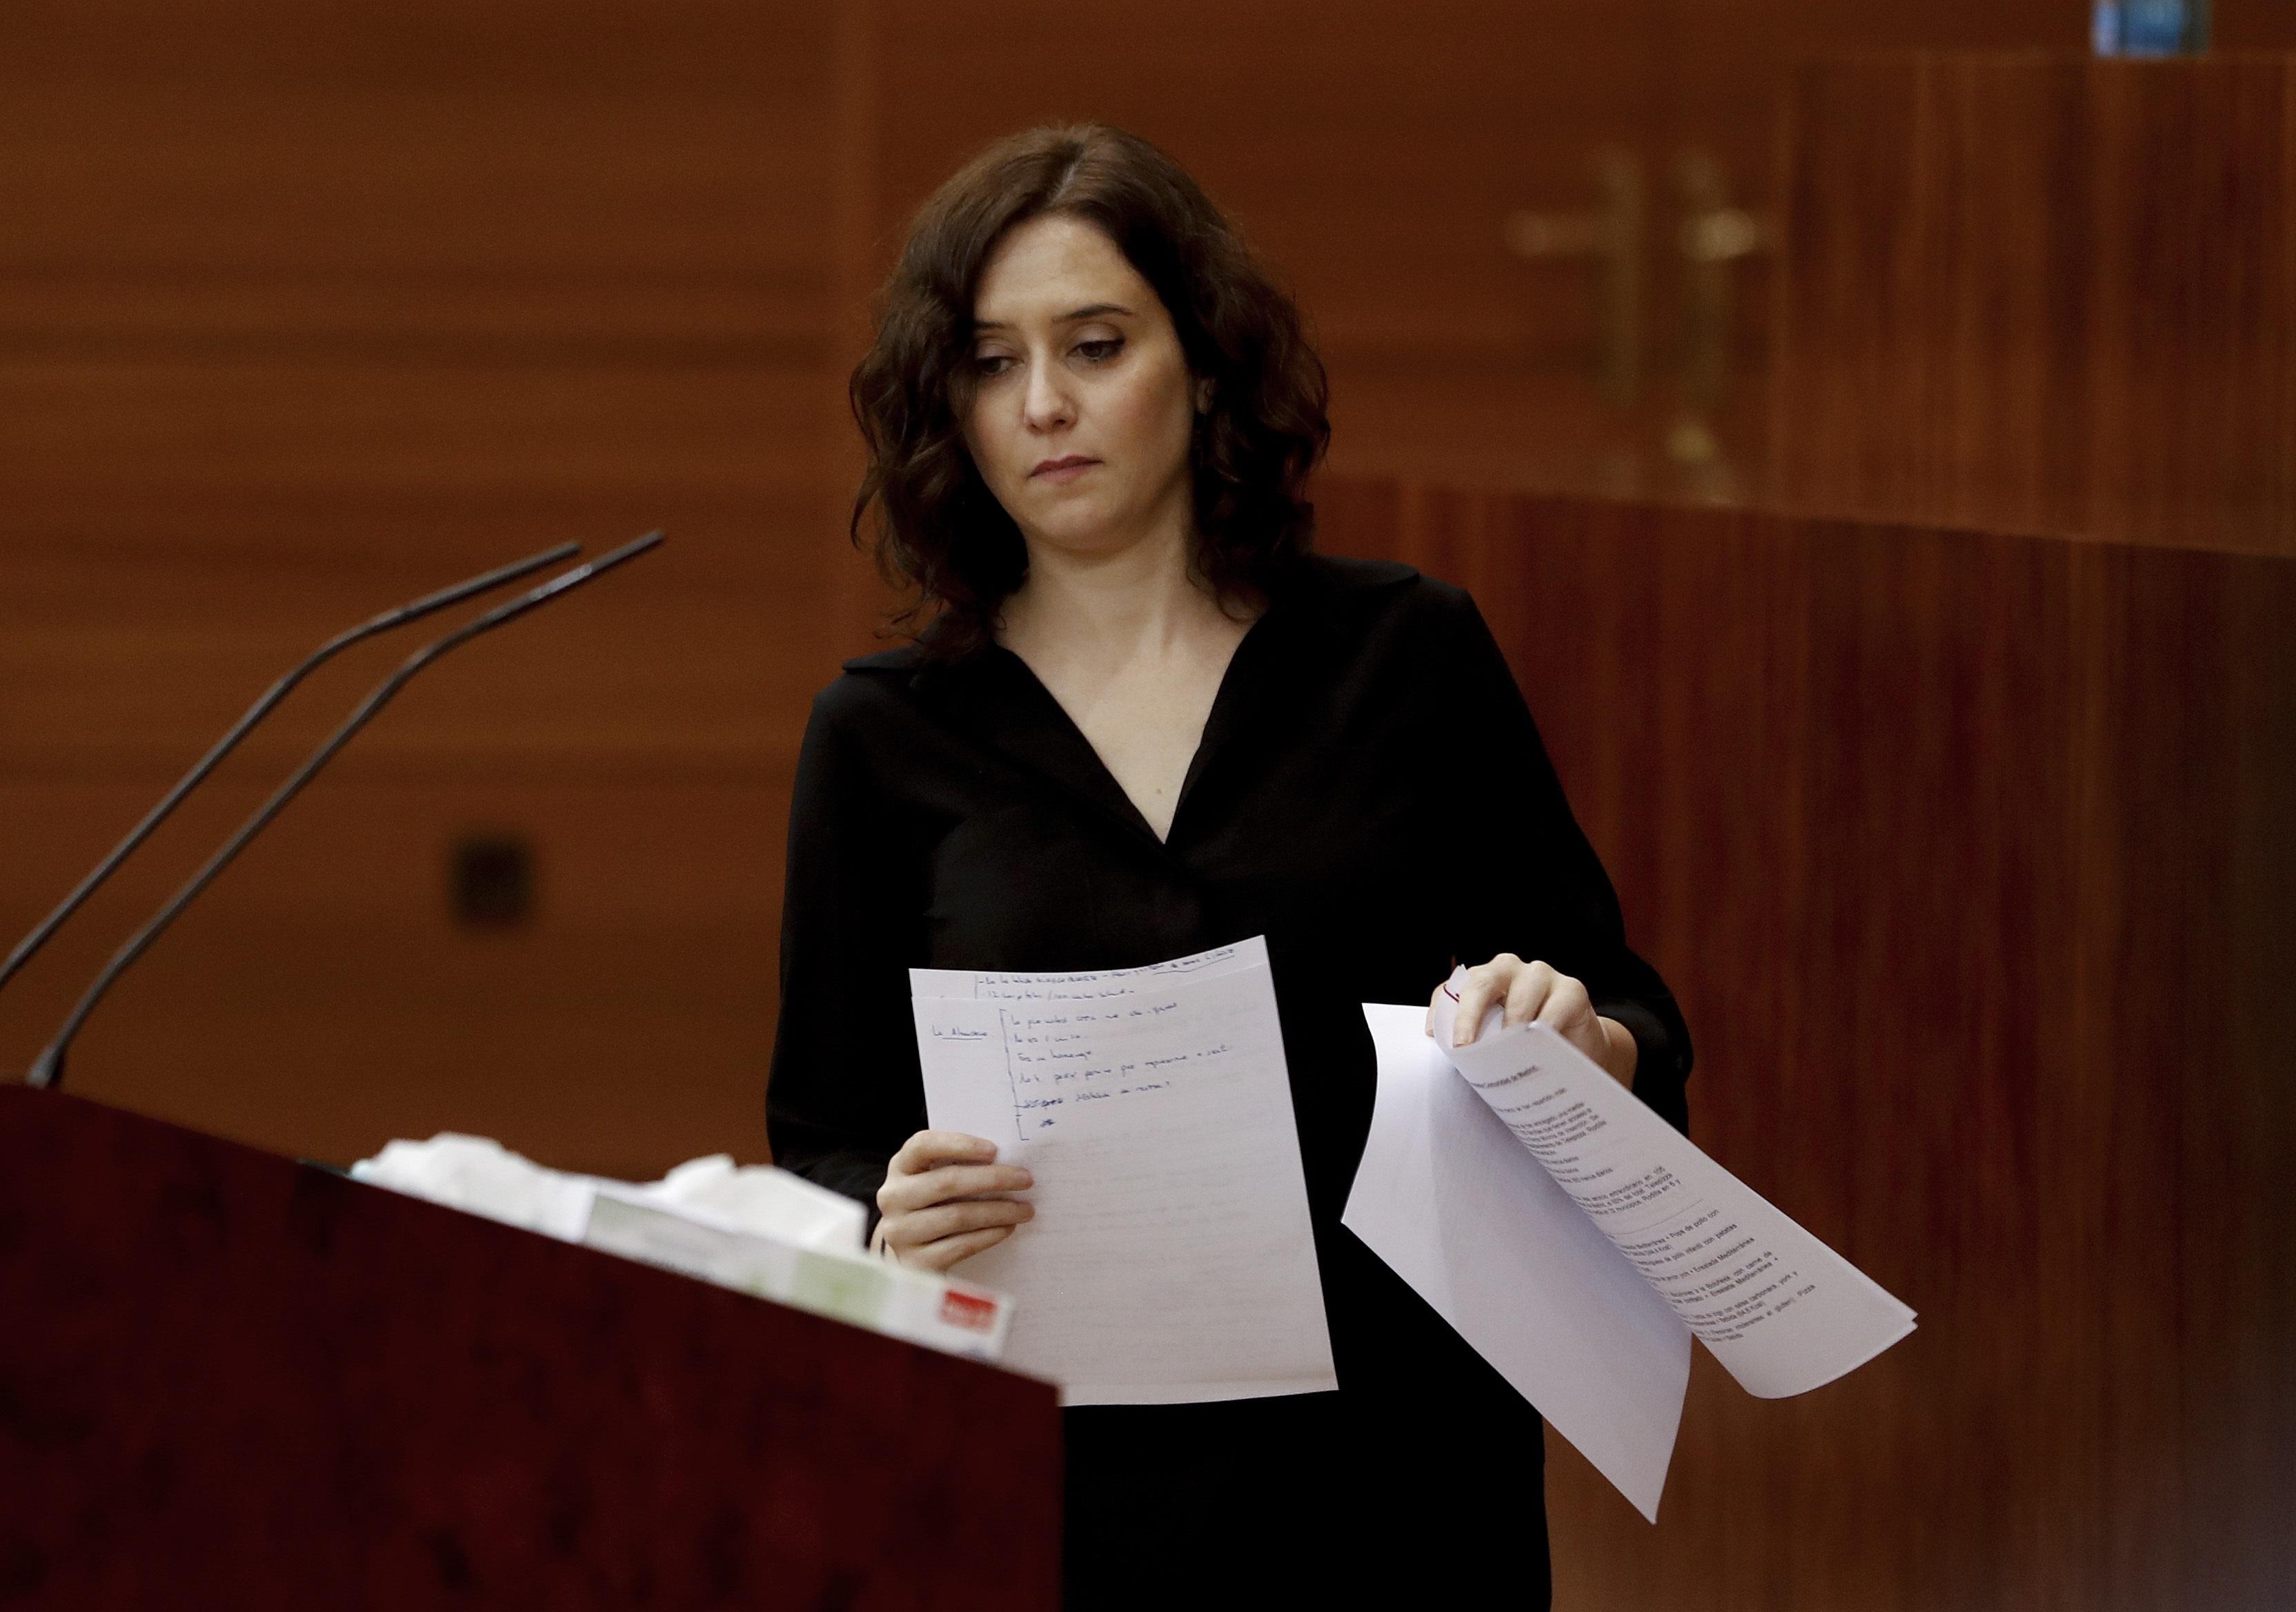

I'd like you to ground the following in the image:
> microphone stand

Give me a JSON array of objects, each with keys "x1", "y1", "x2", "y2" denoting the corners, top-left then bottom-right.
[
  {"x1": 0, "y1": 541, "x2": 580, "y2": 998},
  {"x1": 22, "y1": 532, "x2": 664, "y2": 1092}
]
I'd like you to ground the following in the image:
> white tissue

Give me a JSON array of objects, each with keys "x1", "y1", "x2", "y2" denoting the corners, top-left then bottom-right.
[
  {"x1": 348, "y1": 1139, "x2": 861, "y2": 1253},
  {"x1": 350, "y1": 1133, "x2": 595, "y2": 1241},
  {"x1": 346, "y1": 1134, "x2": 1008, "y2": 1362},
  {"x1": 635, "y1": 1154, "x2": 866, "y2": 1252}
]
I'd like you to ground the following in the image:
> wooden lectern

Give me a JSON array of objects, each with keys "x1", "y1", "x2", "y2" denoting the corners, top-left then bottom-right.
[{"x1": 0, "y1": 1087, "x2": 1061, "y2": 1608}]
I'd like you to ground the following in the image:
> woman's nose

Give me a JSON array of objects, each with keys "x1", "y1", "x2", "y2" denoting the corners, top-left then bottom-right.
[{"x1": 1022, "y1": 360, "x2": 1074, "y2": 431}]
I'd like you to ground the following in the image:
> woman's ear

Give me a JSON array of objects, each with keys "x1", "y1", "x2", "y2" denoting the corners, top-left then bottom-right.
[{"x1": 1194, "y1": 377, "x2": 1216, "y2": 414}]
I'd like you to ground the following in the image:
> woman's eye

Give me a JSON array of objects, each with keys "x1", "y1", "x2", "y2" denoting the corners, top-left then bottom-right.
[
  {"x1": 971, "y1": 353, "x2": 1014, "y2": 377},
  {"x1": 1075, "y1": 337, "x2": 1123, "y2": 362}
]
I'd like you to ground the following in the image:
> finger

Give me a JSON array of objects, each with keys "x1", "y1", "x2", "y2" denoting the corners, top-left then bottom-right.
[
  {"x1": 1532, "y1": 976, "x2": 1607, "y2": 1063},
  {"x1": 889, "y1": 1130, "x2": 1000, "y2": 1176},
  {"x1": 1531, "y1": 972, "x2": 1593, "y2": 1032},
  {"x1": 1453, "y1": 954, "x2": 1521, "y2": 1046},
  {"x1": 902, "y1": 1223, "x2": 1016, "y2": 1273},
  {"x1": 1504, "y1": 960, "x2": 1558, "y2": 1028},
  {"x1": 1450, "y1": 961, "x2": 1497, "y2": 1045},
  {"x1": 888, "y1": 1198, "x2": 1036, "y2": 1248},
  {"x1": 878, "y1": 1162, "x2": 1035, "y2": 1216},
  {"x1": 878, "y1": 1162, "x2": 1033, "y2": 1213}
]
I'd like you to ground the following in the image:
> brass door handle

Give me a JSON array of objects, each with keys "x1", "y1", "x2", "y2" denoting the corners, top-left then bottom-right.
[
  {"x1": 1672, "y1": 149, "x2": 1769, "y2": 422},
  {"x1": 1504, "y1": 148, "x2": 1644, "y2": 409},
  {"x1": 1661, "y1": 150, "x2": 1771, "y2": 493}
]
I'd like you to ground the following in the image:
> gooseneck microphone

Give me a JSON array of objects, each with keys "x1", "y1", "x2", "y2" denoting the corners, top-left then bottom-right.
[
  {"x1": 21, "y1": 531, "x2": 664, "y2": 1092},
  {"x1": 0, "y1": 540, "x2": 580, "y2": 999}
]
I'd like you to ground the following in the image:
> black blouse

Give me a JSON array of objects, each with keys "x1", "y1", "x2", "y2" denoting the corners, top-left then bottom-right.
[{"x1": 766, "y1": 554, "x2": 1691, "y2": 1605}]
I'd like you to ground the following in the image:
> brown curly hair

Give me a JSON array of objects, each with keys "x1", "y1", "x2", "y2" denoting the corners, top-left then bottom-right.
[{"x1": 847, "y1": 124, "x2": 1331, "y2": 654}]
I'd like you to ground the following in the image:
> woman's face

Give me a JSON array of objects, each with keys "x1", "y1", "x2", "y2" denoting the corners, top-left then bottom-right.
[{"x1": 960, "y1": 213, "x2": 1208, "y2": 563}]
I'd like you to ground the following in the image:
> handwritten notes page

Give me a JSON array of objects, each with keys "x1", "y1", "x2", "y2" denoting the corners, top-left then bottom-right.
[
  {"x1": 910, "y1": 938, "x2": 1336, "y2": 1406},
  {"x1": 1343, "y1": 1003, "x2": 1692, "y2": 1522}
]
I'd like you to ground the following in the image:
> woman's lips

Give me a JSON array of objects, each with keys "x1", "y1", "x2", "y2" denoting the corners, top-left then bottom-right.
[{"x1": 1031, "y1": 458, "x2": 1098, "y2": 482}]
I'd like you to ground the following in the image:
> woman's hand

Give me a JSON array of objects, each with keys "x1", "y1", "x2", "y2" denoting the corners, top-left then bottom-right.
[
  {"x1": 1429, "y1": 953, "x2": 1638, "y2": 1086},
  {"x1": 873, "y1": 1130, "x2": 1035, "y2": 1272}
]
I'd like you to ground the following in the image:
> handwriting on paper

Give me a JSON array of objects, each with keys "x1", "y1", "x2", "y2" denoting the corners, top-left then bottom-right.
[
  {"x1": 910, "y1": 937, "x2": 1336, "y2": 1406},
  {"x1": 926, "y1": 1001, "x2": 1237, "y2": 1137}
]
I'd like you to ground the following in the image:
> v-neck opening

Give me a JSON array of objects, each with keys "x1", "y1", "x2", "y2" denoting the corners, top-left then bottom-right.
[{"x1": 987, "y1": 607, "x2": 1276, "y2": 848}]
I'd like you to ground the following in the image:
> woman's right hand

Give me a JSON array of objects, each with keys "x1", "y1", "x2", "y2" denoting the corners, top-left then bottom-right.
[{"x1": 873, "y1": 1130, "x2": 1035, "y2": 1272}]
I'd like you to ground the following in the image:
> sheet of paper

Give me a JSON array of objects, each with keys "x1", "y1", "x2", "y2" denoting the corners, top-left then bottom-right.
[
  {"x1": 911, "y1": 940, "x2": 1335, "y2": 1406},
  {"x1": 909, "y1": 937, "x2": 1263, "y2": 1003},
  {"x1": 1343, "y1": 1003, "x2": 1691, "y2": 1522},
  {"x1": 1431, "y1": 985, "x2": 1917, "y2": 1400}
]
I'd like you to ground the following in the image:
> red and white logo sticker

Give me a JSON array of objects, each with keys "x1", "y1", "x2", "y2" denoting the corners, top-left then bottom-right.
[{"x1": 938, "y1": 1289, "x2": 999, "y2": 1332}]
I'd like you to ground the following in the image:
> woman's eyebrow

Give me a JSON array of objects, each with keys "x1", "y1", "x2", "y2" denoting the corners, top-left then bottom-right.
[{"x1": 972, "y1": 302, "x2": 1136, "y2": 331}]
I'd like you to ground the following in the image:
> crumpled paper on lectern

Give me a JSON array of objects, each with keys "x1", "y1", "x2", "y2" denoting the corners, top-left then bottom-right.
[
  {"x1": 644, "y1": 1152, "x2": 867, "y2": 1252},
  {"x1": 348, "y1": 1134, "x2": 1009, "y2": 1361},
  {"x1": 350, "y1": 1133, "x2": 600, "y2": 1241},
  {"x1": 348, "y1": 1137, "x2": 864, "y2": 1250}
]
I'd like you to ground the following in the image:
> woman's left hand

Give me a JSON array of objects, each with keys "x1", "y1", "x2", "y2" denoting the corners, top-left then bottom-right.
[{"x1": 1428, "y1": 952, "x2": 1638, "y2": 1086}]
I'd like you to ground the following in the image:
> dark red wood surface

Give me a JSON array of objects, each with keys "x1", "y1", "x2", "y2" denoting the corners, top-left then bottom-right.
[
  {"x1": 1765, "y1": 54, "x2": 2296, "y2": 554},
  {"x1": 6, "y1": 10, "x2": 2295, "y2": 1605},
  {"x1": 0, "y1": 7, "x2": 2173, "y2": 1180},
  {"x1": 0, "y1": 1087, "x2": 1061, "y2": 1609},
  {"x1": 1318, "y1": 482, "x2": 2296, "y2": 1611}
]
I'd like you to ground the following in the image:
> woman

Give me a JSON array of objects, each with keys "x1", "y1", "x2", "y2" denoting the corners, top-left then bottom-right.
[{"x1": 767, "y1": 123, "x2": 1691, "y2": 1605}]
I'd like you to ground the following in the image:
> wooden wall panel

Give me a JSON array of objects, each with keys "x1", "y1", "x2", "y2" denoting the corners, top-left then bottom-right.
[
  {"x1": 6, "y1": 5, "x2": 2292, "y2": 1602},
  {"x1": 1318, "y1": 481, "x2": 2296, "y2": 1610},
  {"x1": 856, "y1": 0, "x2": 2087, "y2": 500},
  {"x1": 1765, "y1": 55, "x2": 2296, "y2": 553},
  {"x1": 0, "y1": 1, "x2": 844, "y2": 1177},
  {"x1": 2224, "y1": 4, "x2": 2296, "y2": 48},
  {"x1": 0, "y1": 773, "x2": 787, "y2": 1175},
  {"x1": 3, "y1": 1, "x2": 2121, "y2": 1180},
  {"x1": 860, "y1": 0, "x2": 1661, "y2": 493}
]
